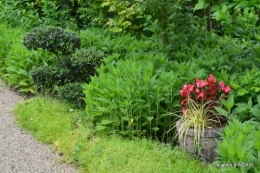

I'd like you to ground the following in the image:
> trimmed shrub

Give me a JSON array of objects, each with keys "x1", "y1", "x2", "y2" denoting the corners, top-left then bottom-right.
[
  {"x1": 56, "y1": 82, "x2": 86, "y2": 108},
  {"x1": 64, "y1": 48, "x2": 106, "y2": 82}
]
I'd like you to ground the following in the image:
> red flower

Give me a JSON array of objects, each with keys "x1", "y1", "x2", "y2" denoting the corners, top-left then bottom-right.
[
  {"x1": 180, "y1": 84, "x2": 194, "y2": 97},
  {"x1": 208, "y1": 74, "x2": 216, "y2": 84},
  {"x1": 195, "y1": 78, "x2": 208, "y2": 88},
  {"x1": 197, "y1": 92, "x2": 205, "y2": 99},
  {"x1": 180, "y1": 74, "x2": 231, "y2": 115},
  {"x1": 219, "y1": 81, "x2": 225, "y2": 88},
  {"x1": 181, "y1": 97, "x2": 188, "y2": 106},
  {"x1": 223, "y1": 85, "x2": 231, "y2": 93}
]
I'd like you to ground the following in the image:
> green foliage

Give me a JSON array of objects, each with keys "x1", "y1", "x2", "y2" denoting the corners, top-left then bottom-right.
[
  {"x1": 0, "y1": 0, "x2": 40, "y2": 30},
  {"x1": 230, "y1": 66, "x2": 260, "y2": 103},
  {"x1": 219, "y1": 1, "x2": 259, "y2": 38},
  {"x1": 79, "y1": 28, "x2": 161, "y2": 58},
  {"x1": 99, "y1": 0, "x2": 143, "y2": 34},
  {"x1": 216, "y1": 94, "x2": 260, "y2": 125},
  {"x1": 23, "y1": 26, "x2": 81, "y2": 55},
  {"x1": 0, "y1": 23, "x2": 55, "y2": 93},
  {"x1": 64, "y1": 48, "x2": 106, "y2": 82},
  {"x1": 0, "y1": 23, "x2": 24, "y2": 68},
  {"x1": 31, "y1": 48, "x2": 106, "y2": 106},
  {"x1": 36, "y1": 0, "x2": 77, "y2": 29},
  {"x1": 210, "y1": 118, "x2": 260, "y2": 173},
  {"x1": 30, "y1": 64, "x2": 70, "y2": 91},
  {"x1": 56, "y1": 82, "x2": 85, "y2": 108},
  {"x1": 75, "y1": 0, "x2": 103, "y2": 28},
  {"x1": 0, "y1": 0, "x2": 76, "y2": 30},
  {"x1": 83, "y1": 54, "x2": 206, "y2": 140}
]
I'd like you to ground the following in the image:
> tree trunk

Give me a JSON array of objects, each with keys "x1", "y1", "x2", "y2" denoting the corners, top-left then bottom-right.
[{"x1": 206, "y1": 4, "x2": 212, "y2": 31}]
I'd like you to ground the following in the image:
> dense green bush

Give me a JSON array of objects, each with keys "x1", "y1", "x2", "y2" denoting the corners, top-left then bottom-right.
[
  {"x1": 0, "y1": 24, "x2": 24, "y2": 68},
  {"x1": 64, "y1": 48, "x2": 106, "y2": 83},
  {"x1": 230, "y1": 66, "x2": 260, "y2": 103},
  {"x1": 23, "y1": 26, "x2": 81, "y2": 68},
  {"x1": 209, "y1": 118, "x2": 260, "y2": 173},
  {"x1": 83, "y1": 54, "x2": 206, "y2": 141},
  {"x1": 30, "y1": 64, "x2": 70, "y2": 91},
  {"x1": 0, "y1": 0, "x2": 76, "y2": 30},
  {"x1": 56, "y1": 82, "x2": 85, "y2": 108},
  {"x1": 79, "y1": 28, "x2": 161, "y2": 59},
  {"x1": 30, "y1": 48, "x2": 106, "y2": 106}
]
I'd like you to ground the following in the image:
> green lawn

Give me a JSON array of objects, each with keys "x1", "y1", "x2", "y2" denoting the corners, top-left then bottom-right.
[{"x1": 14, "y1": 97, "x2": 211, "y2": 173}]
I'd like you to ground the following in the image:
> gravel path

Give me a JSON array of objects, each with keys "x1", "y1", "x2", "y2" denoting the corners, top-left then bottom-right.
[{"x1": 0, "y1": 80, "x2": 79, "y2": 173}]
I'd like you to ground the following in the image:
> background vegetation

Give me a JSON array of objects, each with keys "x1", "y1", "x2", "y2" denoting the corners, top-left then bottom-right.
[{"x1": 1, "y1": 0, "x2": 260, "y2": 172}]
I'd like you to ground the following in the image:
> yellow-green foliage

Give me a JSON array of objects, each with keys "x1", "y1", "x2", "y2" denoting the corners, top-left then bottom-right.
[
  {"x1": 14, "y1": 97, "x2": 211, "y2": 173},
  {"x1": 100, "y1": 0, "x2": 142, "y2": 33}
]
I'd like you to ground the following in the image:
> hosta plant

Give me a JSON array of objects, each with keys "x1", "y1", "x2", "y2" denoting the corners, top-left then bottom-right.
[{"x1": 177, "y1": 74, "x2": 231, "y2": 152}]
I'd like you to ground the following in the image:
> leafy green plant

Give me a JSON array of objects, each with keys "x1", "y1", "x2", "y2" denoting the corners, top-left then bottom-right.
[
  {"x1": 23, "y1": 26, "x2": 81, "y2": 68},
  {"x1": 30, "y1": 64, "x2": 69, "y2": 92},
  {"x1": 0, "y1": 23, "x2": 24, "y2": 68},
  {"x1": 0, "y1": 0, "x2": 41, "y2": 30},
  {"x1": 56, "y1": 82, "x2": 85, "y2": 108},
  {"x1": 0, "y1": 0, "x2": 77, "y2": 30},
  {"x1": 79, "y1": 28, "x2": 160, "y2": 58},
  {"x1": 64, "y1": 48, "x2": 107, "y2": 82},
  {"x1": 84, "y1": 57, "x2": 174, "y2": 140},
  {"x1": 209, "y1": 118, "x2": 260, "y2": 173},
  {"x1": 230, "y1": 66, "x2": 260, "y2": 103},
  {"x1": 0, "y1": 25, "x2": 56, "y2": 93},
  {"x1": 75, "y1": 0, "x2": 103, "y2": 29},
  {"x1": 83, "y1": 54, "x2": 206, "y2": 141}
]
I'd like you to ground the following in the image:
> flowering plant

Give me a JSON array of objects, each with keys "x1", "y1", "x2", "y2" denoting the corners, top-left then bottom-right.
[
  {"x1": 180, "y1": 74, "x2": 231, "y2": 115},
  {"x1": 176, "y1": 74, "x2": 232, "y2": 156}
]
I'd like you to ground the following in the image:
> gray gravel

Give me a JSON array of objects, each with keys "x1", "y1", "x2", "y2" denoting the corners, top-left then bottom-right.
[{"x1": 0, "y1": 80, "x2": 79, "y2": 173}]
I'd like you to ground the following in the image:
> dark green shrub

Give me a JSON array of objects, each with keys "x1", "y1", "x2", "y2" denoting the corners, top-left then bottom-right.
[
  {"x1": 30, "y1": 48, "x2": 105, "y2": 105},
  {"x1": 56, "y1": 82, "x2": 85, "y2": 108},
  {"x1": 30, "y1": 64, "x2": 69, "y2": 90},
  {"x1": 23, "y1": 26, "x2": 80, "y2": 55},
  {"x1": 64, "y1": 48, "x2": 106, "y2": 82},
  {"x1": 23, "y1": 26, "x2": 81, "y2": 68}
]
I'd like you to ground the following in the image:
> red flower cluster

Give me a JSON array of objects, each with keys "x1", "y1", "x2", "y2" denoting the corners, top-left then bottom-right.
[{"x1": 180, "y1": 74, "x2": 231, "y2": 114}]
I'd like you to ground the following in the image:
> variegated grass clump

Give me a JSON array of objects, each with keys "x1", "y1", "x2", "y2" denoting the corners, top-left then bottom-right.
[{"x1": 177, "y1": 98, "x2": 227, "y2": 153}]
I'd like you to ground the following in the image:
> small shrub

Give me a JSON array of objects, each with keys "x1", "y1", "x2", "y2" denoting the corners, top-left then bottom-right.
[
  {"x1": 64, "y1": 48, "x2": 106, "y2": 82},
  {"x1": 30, "y1": 64, "x2": 70, "y2": 91},
  {"x1": 23, "y1": 26, "x2": 81, "y2": 68},
  {"x1": 56, "y1": 82, "x2": 86, "y2": 108},
  {"x1": 23, "y1": 26, "x2": 81, "y2": 55}
]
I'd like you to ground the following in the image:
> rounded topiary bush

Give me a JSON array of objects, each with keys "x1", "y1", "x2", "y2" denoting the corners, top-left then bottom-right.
[
  {"x1": 64, "y1": 48, "x2": 107, "y2": 82},
  {"x1": 23, "y1": 26, "x2": 81, "y2": 55},
  {"x1": 30, "y1": 64, "x2": 70, "y2": 89}
]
